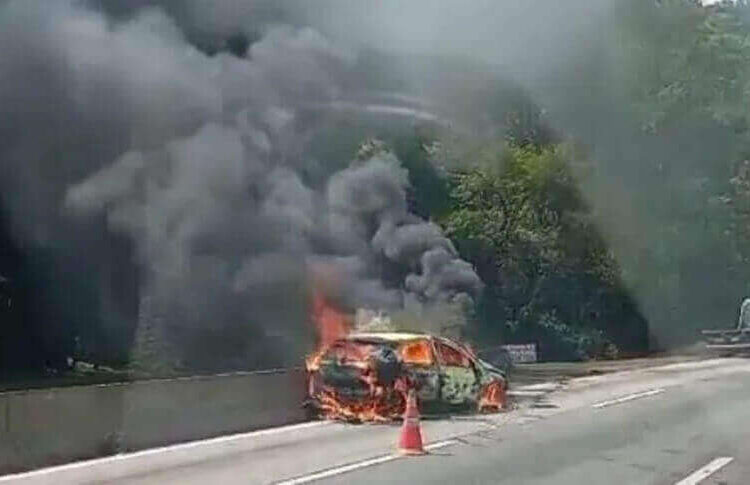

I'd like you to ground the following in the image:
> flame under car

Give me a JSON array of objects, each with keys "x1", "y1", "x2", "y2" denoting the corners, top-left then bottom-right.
[{"x1": 305, "y1": 332, "x2": 508, "y2": 422}]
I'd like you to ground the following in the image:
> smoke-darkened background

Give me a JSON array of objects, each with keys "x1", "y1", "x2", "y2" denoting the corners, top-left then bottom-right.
[{"x1": 1, "y1": 0, "x2": 747, "y2": 374}]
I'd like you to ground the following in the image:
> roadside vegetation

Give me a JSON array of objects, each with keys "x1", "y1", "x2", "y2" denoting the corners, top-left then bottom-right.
[
  {"x1": 4, "y1": 0, "x2": 750, "y2": 375},
  {"x1": 388, "y1": 0, "x2": 750, "y2": 359}
]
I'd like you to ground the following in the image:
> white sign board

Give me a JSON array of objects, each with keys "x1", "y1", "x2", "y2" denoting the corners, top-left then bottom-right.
[{"x1": 502, "y1": 343, "x2": 538, "y2": 363}]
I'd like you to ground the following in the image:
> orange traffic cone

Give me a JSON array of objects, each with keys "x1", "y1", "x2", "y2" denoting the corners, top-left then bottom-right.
[{"x1": 398, "y1": 389, "x2": 425, "y2": 455}]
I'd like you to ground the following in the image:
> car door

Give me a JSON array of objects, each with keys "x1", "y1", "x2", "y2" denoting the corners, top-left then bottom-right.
[
  {"x1": 434, "y1": 338, "x2": 479, "y2": 405},
  {"x1": 398, "y1": 339, "x2": 440, "y2": 401}
]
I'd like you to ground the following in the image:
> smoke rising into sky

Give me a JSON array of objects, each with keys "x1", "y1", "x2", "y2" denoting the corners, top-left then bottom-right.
[
  {"x1": 1, "y1": 0, "x2": 726, "y2": 367},
  {"x1": 0, "y1": 0, "x2": 489, "y2": 368}
]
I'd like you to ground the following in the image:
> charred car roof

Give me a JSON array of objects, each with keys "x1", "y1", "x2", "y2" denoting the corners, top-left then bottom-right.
[{"x1": 344, "y1": 332, "x2": 431, "y2": 343}]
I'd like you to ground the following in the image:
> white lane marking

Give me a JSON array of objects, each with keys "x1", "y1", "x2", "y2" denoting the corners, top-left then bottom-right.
[
  {"x1": 422, "y1": 440, "x2": 458, "y2": 451},
  {"x1": 0, "y1": 420, "x2": 329, "y2": 482},
  {"x1": 651, "y1": 358, "x2": 736, "y2": 373},
  {"x1": 508, "y1": 390, "x2": 547, "y2": 397},
  {"x1": 276, "y1": 439, "x2": 459, "y2": 485},
  {"x1": 514, "y1": 383, "x2": 559, "y2": 392},
  {"x1": 508, "y1": 381, "x2": 559, "y2": 398},
  {"x1": 591, "y1": 388, "x2": 665, "y2": 409},
  {"x1": 674, "y1": 457, "x2": 734, "y2": 485}
]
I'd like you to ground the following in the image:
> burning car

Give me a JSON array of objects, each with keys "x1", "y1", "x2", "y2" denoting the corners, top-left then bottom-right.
[{"x1": 305, "y1": 332, "x2": 508, "y2": 422}]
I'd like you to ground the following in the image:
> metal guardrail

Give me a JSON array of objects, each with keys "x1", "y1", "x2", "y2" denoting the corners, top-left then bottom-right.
[
  {"x1": 706, "y1": 343, "x2": 750, "y2": 350},
  {"x1": 701, "y1": 328, "x2": 750, "y2": 335}
]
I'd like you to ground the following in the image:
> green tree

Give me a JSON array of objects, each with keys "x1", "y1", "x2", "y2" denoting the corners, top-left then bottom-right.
[
  {"x1": 610, "y1": 0, "x2": 750, "y2": 341},
  {"x1": 440, "y1": 144, "x2": 643, "y2": 359}
]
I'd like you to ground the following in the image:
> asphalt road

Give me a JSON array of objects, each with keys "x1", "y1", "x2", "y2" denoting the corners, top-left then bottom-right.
[
  {"x1": 3, "y1": 356, "x2": 748, "y2": 485},
  {"x1": 322, "y1": 360, "x2": 750, "y2": 485}
]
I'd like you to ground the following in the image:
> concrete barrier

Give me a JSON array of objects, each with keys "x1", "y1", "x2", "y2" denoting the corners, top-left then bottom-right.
[
  {"x1": 121, "y1": 369, "x2": 308, "y2": 450},
  {"x1": 0, "y1": 368, "x2": 308, "y2": 474}
]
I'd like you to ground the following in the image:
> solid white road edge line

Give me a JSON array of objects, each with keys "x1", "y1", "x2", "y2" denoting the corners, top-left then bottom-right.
[
  {"x1": 591, "y1": 388, "x2": 665, "y2": 409},
  {"x1": 674, "y1": 457, "x2": 734, "y2": 485},
  {"x1": 276, "y1": 439, "x2": 459, "y2": 485},
  {"x1": 0, "y1": 420, "x2": 329, "y2": 482},
  {"x1": 0, "y1": 378, "x2": 560, "y2": 483}
]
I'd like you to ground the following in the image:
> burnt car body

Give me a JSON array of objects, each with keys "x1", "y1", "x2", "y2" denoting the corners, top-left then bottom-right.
[{"x1": 305, "y1": 332, "x2": 508, "y2": 421}]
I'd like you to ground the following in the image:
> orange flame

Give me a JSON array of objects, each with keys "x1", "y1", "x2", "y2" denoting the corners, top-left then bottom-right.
[
  {"x1": 305, "y1": 263, "x2": 352, "y2": 371},
  {"x1": 304, "y1": 263, "x2": 411, "y2": 422},
  {"x1": 315, "y1": 377, "x2": 408, "y2": 423},
  {"x1": 478, "y1": 380, "x2": 506, "y2": 412},
  {"x1": 399, "y1": 341, "x2": 433, "y2": 366},
  {"x1": 311, "y1": 290, "x2": 349, "y2": 350}
]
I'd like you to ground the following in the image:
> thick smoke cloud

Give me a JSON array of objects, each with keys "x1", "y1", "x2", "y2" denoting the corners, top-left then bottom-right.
[
  {"x1": 0, "y1": 0, "x2": 485, "y2": 370},
  {"x1": 327, "y1": 154, "x2": 482, "y2": 306},
  {"x1": 5, "y1": 0, "x2": 713, "y2": 370},
  {"x1": 221, "y1": 0, "x2": 724, "y2": 348}
]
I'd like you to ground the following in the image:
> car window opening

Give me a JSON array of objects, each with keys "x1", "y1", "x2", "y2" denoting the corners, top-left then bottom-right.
[
  {"x1": 399, "y1": 340, "x2": 434, "y2": 366},
  {"x1": 436, "y1": 341, "x2": 471, "y2": 368}
]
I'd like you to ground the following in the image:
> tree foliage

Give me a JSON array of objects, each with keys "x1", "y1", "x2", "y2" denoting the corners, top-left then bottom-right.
[
  {"x1": 437, "y1": 144, "x2": 644, "y2": 359},
  {"x1": 604, "y1": 1, "x2": 750, "y2": 344}
]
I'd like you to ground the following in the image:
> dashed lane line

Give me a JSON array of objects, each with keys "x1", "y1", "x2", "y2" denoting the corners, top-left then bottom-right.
[
  {"x1": 674, "y1": 457, "x2": 734, "y2": 485},
  {"x1": 591, "y1": 388, "x2": 665, "y2": 409}
]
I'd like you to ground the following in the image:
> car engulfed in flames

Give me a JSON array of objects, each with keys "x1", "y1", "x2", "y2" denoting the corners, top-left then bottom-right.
[{"x1": 304, "y1": 332, "x2": 509, "y2": 422}]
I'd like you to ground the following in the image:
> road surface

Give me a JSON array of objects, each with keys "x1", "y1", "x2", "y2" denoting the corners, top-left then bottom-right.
[{"x1": 2, "y1": 356, "x2": 748, "y2": 484}]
